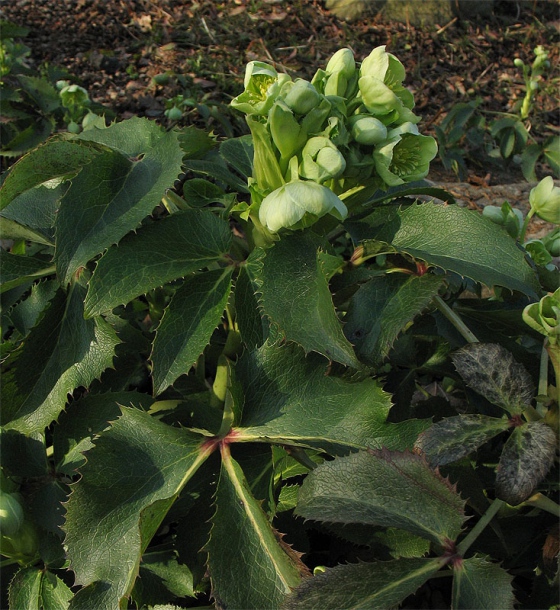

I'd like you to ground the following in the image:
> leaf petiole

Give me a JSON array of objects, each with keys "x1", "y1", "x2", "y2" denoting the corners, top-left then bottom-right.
[
  {"x1": 456, "y1": 498, "x2": 504, "y2": 556},
  {"x1": 433, "y1": 295, "x2": 479, "y2": 344}
]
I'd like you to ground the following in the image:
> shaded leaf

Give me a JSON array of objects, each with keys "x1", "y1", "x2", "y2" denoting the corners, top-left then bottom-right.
[
  {"x1": 132, "y1": 550, "x2": 195, "y2": 607},
  {"x1": 1, "y1": 284, "x2": 120, "y2": 434},
  {"x1": 495, "y1": 421, "x2": 557, "y2": 505},
  {"x1": 219, "y1": 135, "x2": 253, "y2": 179},
  {"x1": 344, "y1": 273, "x2": 444, "y2": 365},
  {"x1": 84, "y1": 209, "x2": 232, "y2": 317},
  {"x1": 182, "y1": 178, "x2": 228, "y2": 207},
  {"x1": 0, "y1": 252, "x2": 55, "y2": 293},
  {"x1": 452, "y1": 343, "x2": 534, "y2": 416},
  {"x1": 452, "y1": 555, "x2": 515, "y2": 610},
  {"x1": 0, "y1": 139, "x2": 99, "y2": 210},
  {"x1": 56, "y1": 118, "x2": 184, "y2": 284},
  {"x1": 374, "y1": 527, "x2": 431, "y2": 559},
  {"x1": 206, "y1": 449, "x2": 306, "y2": 609},
  {"x1": 0, "y1": 217, "x2": 54, "y2": 246},
  {"x1": 64, "y1": 407, "x2": 212, "y2": 610},
  {"x1": 237, "y1": 342, "x2": 426, "y2": 455},
  {"x1": 53, "y1": 391, "x2": 155, "y2": 475},
  {"x1": 295, "y1": 449, "x2": 466, "y2": 546},
  {"x1": 283, "y1": 558, "x2": 443, "y2": 610},
  {"x1": 415, "y1": 414, "x2": 511, "y2": 467},
  {"x1": 151, "y1": 268, "x2": 234, "y2": 394},
  {"x1": 259, "y1": 233, "x2": 359, "y2": 367},
  {"x1": 40, "y1": 570, "x2": 74, "y2": 610},
  {"x1": 348, "y1": 203, "x2": 539, "y2": 297},
  {"x1": 8, "y1": 567, "x2": 42, "y2": 610}
]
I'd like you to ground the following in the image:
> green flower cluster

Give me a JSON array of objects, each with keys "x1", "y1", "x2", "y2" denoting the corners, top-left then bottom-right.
[{"x1": 231, "y1": 46, "x2": 437, "y2": 233}]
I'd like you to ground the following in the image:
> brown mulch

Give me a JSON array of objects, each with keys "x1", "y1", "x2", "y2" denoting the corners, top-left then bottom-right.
[{"x1": 2, "y1": 0, "x2": 559, "y2": 223}]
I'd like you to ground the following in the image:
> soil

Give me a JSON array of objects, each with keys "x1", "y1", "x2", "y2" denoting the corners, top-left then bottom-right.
[{"x1": 1, "y1": 0, "x2": 559, "y2": 232}]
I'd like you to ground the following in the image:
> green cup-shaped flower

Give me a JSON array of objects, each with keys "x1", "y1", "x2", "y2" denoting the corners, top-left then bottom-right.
[
  {"x1": 281, "y1": 79, "x2": 322, "y2": 115},
  {"x1": 523, "y1": 288, "x2": 560, "y2": 345},
  {"x1": 231, "y1": 61, "x2": 291, "y2": 116},
  {"x1": 529, "y1": 176, "x2": 560, "y2": 224},
  {"x1": 350, "y1": 115, "x2": 387, "y2": 145},
  {"x1": 373, "y1": 123, "x2": 438, "y2": 187},
  {"x1": 300, "y1": 136, "x2": 346, "y2": 184},
  {"x1": 259, "y1": 180, "x2": 348, "y2": 232}
]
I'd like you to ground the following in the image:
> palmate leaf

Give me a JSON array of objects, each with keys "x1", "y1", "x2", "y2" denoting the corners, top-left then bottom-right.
[
  {"x1": 84, "y1": 209, "x2": 233, "y2": 317},
  {"x1": 283, "y1": 558, "x2": 443, "y2": 610},
  {"x1": 344, "y1": 273, "x2": 445, "y2": 365},
  {"x1": 451, "y1": 555, "x2": 515, "y2": 610},
  {"x1": 55, "y1": 118, "x2": 184, "y2": 285},
  {"x1": 258, "y1": 232, "x2": 360, "y2": 368},
  {"x1": 347, "y1": 202, "x2": 539, "y2": 298},
  {"x1": 205, "y1": 448, "x2": 306, "y2": 610},
  {"x1": 9, "y1": 567, "x2": 73, "y2": 610},
  {"x1": 495, "y1": 421, "x2": 557, "y2": 505},
  {"x1": 415, "y1": 414, "x2": 512, "y2": 468},
  {"x1": 295, "y1": 449, "x2": 466, "y2": 546},
  {"x1": 151, "y1": 268, "x2": 234, "y2": 394},
  {"x1": 64, "y1": 407, "x2": 213, "y2": 610},
  {"x1": 236, "y1": 342, "x2": 426, "y2": 455},
  {"x1": 1, "y1": 284, "x2": 120, "y2": 434},
  {"x1": 451, "y1": 343, "x2": 534, "y2": 416}
]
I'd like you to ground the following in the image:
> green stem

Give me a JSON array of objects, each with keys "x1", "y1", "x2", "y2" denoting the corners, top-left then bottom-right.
[
  {"x1": 0, "y1": 557, "x2": 19, "y2": 568},
  {"x1": 522, "y1": 493, "x2": 560, "y2": 518},
  {"x1": 457, "y1": 498, "x2": 504, "y2": 556},
  {"x1": 433, "y1": 296, "x2": 479, "y2": 344},
  {"x1": 546, "y1": 340, "x2": 560, "y2": 407},
  {"x1": 284, "y1": 446, "x2": 318, "y2": 471},
  {"x1": 519, "y1": 208, "x2": 535, "y2": 243}
]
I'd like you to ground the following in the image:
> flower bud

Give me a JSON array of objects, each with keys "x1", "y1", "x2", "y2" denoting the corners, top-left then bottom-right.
[
  {"x1": 513, "y1": 58, "x2": 524, "y2": 68},
  {"x1": 259, "y1": 180, "x2": 348, "y2": 232},
  {"x1": 350, "y1": 115, "x2": 387, "y2": 145},
  {"x1": 300, "y1": 136, "x2": 346, "y2": 184},
  {"x1": 0, "y1": 491, "x2": 24, "y2": 537},
  {"x1": 326, "y1": 48, "x2": 356, "y2": 80},
  {"x1": 281, "y1": 79, "x2": 321, "y2": 115},
  {"x1": 542, "y1": 227, "x2": 560, "y2": 257},
  {"x1": 529, "y1": 176, "x2": 560, "y2": 224},
  {"x1": 523, "y1": 288, "x2": 560, "y2": 345}
]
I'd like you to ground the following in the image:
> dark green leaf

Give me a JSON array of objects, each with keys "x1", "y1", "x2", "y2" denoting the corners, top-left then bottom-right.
[
  {"x1": 451, "y1": 555, "x2": 515, "y2": 610},
  {"x1": 184, "y1": 158, "x2": 249, "y2": 193},
  {"x1": 283, "y1": 558, "x2": 443, "y2": 610},
  {"x1": 1, "y1": 284, "x2": 120, "y2": 434},
  {"x1": 206, "y1": 449, "x2": 306, "y2": 609},
  {"x1": 7, "y1": 279, "x2": 58, "y2": 337},
  {"x1": 234, "y1": 254, "x2": 269, "y2": 349},
  {"x1": 182, "y1": 178, "x2": 227, "y2": 207},
  {"x1": 64, "y1": 407, "x2": 212, "y2": 610},
  {"x1": 451, "y1": 343, "x2": 534, "y2": 416},
  {"x1": 132, "y1": 550, "x2": 195, "y2": 607},
  {"x1": 259, "y1": 233, "x2": 359, "y2": 367},
  {"x1": 344, "y1": 273, "x2": 444, "y2": 365},
  {"x1": 55, "y1": 118, "x2": 184, "y2": 284},
  {"x1": 495, "y1": 421, "x2": 557, "y2": 505},
  {"x1": 151, "y1": 268, "x2": 234, "y2": 394},
  {"x1": 0, "y1": 217, "x2": 54, "y2": 246},
  {"x1": 84, "y1": 209, "x2": 232, "y2": 316},
  {"x1": 237, "y1": 342, "x2": 426, "y2": 455},
  {"x1": 0, "y1": 139, "x2": 99, "y2": 210},
  {"x1": 295, "y1": 449, "x2": 466, "y2": 545},
  {"x1": 374, "y1": 528, "x2": 431, "y2": 559},
  {"x1": 177, "y1": 126, "x2": 217, "y2": 159},
  {"x1": 40, "y1": 570, "x2": 73, "y2": 609},
  {"x1": 350, "y1": 203, "x2": 539, "y2": 298},
  {"x1": 8, "y1": 567, "x2": 42, "y2": 610},
  {"x1": 0, "y1": 252, "x2": 55, "y2": 293},
  {"x1": 17, "y1": 75, "x2": 60, "y2": 114},
  {"x1": 219, "y1": 135, "x2": 253, "y2": 179},
  {"x1": 53, "y1": 391, "x2": 156, "y2": 475},
  {"x1": 415, "y1": 415, "x2": 512, "y2": 467}
]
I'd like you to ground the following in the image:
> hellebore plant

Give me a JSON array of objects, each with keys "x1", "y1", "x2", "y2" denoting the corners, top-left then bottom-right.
[{"x1": 1, "y1": 47, "x2": 559, "y2": 610}]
